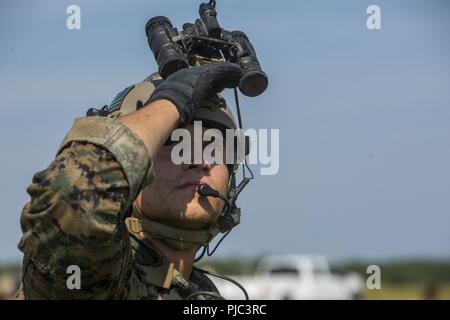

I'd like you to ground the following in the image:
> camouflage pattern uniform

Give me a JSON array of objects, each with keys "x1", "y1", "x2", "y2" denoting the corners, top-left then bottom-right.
[{"x1": 17, "y1": 115, "x2": 219, "y2": 299}]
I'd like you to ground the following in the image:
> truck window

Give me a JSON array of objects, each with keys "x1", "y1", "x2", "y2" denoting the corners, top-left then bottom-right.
[{"x1": 269, "y1": 267, "x2": 299, "y2": 276}]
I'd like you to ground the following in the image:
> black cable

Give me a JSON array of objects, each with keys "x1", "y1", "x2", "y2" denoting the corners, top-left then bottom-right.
[
  {"x1": 233, "y1": 87, "x2": 256, "y2": 182},
  {"x1": 194, "y1": 245, "x2": 207, "y2": 262},
  {"x1": 207, "y1": 230, "x2": 231, "y2": 256},
  {"x1": 234, "y1": 88, "x2": 244, "y2": 130},
  {"x1": 186, "y1": 291, "x2": 225, "y2": 300},
  {"x1": 233, "y1": 88, "x2": 248, "y2": 181},
  {"x1": 194, "y1": 267, "x2": 250, "y2": 300},
  {"x1": 245, "y1": 158, "x2": 254, "y2": 180}
]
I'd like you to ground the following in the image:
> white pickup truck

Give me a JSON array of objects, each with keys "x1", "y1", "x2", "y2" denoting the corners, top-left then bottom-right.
[{"x1": 209, "y1": 254, "x2": 364, "y2": 300}]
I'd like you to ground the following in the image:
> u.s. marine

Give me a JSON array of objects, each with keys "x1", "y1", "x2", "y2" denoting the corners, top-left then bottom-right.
[{"x1": 16, "y1": 62, "x2": 246, "y2": 299}]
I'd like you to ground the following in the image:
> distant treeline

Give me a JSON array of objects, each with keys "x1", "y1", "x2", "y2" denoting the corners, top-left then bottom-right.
[
  {"x1": 0, "y1": 264, "x2": 20, "y2": 277},
  {"x1": 333, "y1": 260, "x2": 450, "y2": 284},
  {"x1": 2, "y1": 258, "x2": 450, "y2": 285},
  {"x1": 197, "y1": 258, "x2": 450, "y2": 284}
]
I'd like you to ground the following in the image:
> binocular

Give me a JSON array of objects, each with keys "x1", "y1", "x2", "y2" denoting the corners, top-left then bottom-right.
[{"x1": 145, "y1": 0, "x2": 268, "y2": 97}]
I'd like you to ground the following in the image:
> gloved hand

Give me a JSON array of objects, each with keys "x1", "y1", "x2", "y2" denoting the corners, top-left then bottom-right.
[{"x1": 145, "y1": 62, "x2": 242, "y2": 126}]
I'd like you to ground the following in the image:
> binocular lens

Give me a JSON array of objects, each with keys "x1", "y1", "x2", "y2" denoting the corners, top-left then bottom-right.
[
  {"x1": 145, "y1": 14, "x2": 268, "y2": 95},
  {"x1": 240, "y1": 70, "x2": 269, "y2": 97},
  {"x1": 145, "y1": 16, "x2": 189, "y2": 78},
  {"x1": 230, "y1": 31, "x2": 268, "y2": 97},
  {"x1": 158, "y1": 52, "x2": 189, "y2": 79}
]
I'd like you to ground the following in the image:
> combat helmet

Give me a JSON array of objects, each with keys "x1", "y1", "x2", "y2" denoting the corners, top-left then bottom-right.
[{"x1": 87, "y1": 73, "x2": 249, "y2": 252}]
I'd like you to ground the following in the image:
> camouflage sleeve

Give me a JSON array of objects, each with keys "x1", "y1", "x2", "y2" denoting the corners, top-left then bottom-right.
[{"x1": 18, "y1": 117, "x2": 153, "y2": 299}]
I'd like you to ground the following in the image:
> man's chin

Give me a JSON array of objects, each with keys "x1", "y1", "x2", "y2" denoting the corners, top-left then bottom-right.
[
  {"x1": 180, "y1": 202, "x2": 218, "y2": 230},
  {"x1": 150, "y1": 190, "x2": 221, "y2": 230}
]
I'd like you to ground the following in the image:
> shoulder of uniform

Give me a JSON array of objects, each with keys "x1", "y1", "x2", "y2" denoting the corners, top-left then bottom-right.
[{"x1": 57, "y1": 116, "x2": 154, "y2": 204}]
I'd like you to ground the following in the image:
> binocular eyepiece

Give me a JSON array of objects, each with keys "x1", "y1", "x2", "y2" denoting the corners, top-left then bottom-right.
[{"x1": 145, "y1": 1, "x2": 268, "y2": 97}]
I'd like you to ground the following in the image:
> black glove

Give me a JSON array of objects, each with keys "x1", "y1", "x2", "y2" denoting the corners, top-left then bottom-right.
[{"x1": 146, "y1": 62, "x2": 242, "y2": 126}]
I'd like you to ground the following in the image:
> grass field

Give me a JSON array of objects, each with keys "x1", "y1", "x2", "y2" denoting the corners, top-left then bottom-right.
[{"x1": 2, "y1": 261, "x2": 450, "y2": 300}]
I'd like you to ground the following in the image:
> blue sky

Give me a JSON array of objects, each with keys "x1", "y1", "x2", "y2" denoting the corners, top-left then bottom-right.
[{"x1": 0, "y1": 0, "x2": 449, "y2": 263}]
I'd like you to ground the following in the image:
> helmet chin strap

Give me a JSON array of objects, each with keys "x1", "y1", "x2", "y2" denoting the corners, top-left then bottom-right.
[
  {"x1": 125, "y1": 172, "x2": 248, "y2": 252},
  {"x1": 124, "y1": 202, "x2": 220, "y2": 251}
]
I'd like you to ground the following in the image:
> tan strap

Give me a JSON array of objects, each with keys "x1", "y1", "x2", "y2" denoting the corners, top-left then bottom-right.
[
  {"x1": 125, "y1": 217, "x2": 218, "y2": 248},
  {"x1": 125, "y1": 203, "x2": 220, "y2": 251}
]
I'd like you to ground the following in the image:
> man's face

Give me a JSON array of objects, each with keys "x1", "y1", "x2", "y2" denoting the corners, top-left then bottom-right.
[{"x1": 135, "y1": 125, "x2": 230, "y2": 230}]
